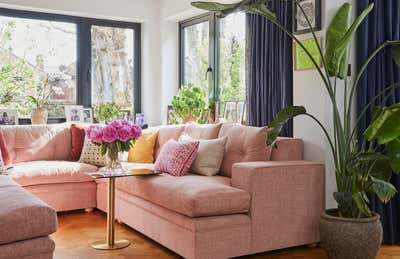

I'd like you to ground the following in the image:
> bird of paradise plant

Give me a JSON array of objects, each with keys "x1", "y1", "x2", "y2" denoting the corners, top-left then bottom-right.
[{"x1": 191, "y1": 0, "x2": 400, "y2": 218}]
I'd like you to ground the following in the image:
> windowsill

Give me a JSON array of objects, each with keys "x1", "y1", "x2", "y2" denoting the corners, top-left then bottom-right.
[{"x1": 18, "y1": 118, "x2": 67, "y2": 125}]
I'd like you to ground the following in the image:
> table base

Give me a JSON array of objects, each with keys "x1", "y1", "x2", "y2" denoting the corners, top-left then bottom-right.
[{"x1": 91, "y1": 239, "x2": 131, "y2": 250}]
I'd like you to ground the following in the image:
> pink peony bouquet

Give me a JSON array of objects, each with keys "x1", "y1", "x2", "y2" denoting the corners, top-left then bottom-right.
[{"x1": 86, "y1": 120, "x2": 142, "y2": 168}]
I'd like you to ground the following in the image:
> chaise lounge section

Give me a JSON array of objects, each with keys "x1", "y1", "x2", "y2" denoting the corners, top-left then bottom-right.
[{"x1": 0, "y1": 123, "x2": 325, "y2": 259}]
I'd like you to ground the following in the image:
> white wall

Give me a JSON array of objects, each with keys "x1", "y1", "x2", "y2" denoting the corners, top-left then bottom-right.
[{"x1": 0, "y1": 0, "x2": 162, "y2": 126}]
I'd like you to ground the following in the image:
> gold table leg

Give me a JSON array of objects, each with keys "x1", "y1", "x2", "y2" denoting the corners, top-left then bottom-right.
[{"x1": 91, "y1": 178, "x2": 130, "y2": 250}]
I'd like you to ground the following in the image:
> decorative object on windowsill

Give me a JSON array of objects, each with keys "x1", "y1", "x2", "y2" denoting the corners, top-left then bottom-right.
[
  {"x1": 83, "y1": 108, "x2": 93, "y2": 123},
  {"x1": 192, "y1": 1, "x2": 400, "y2": 258},
  {"x1": 65, "y1": 105, "x2": 84, "y2": 123},
  {"x1": 293, "y1": 0, "x2": 321, "y2": 34},
  {"x1": 170, "y1": 84, "x2": 208, "y2": 124},
  {"x1": 0, "y1": 109, "x2": 18, "y2": 125},
  {"x1": 121, "y1": 110, "x2": 131, "y2": 121},
  {"x1": 222, "y1": 101, "x2": 245, "y2": 124},
  {"x1": 293, "y1": 37, "x2": 322, "y2": 70},
  {"x1": 86, "y1": 120, "x2": 142, "y2": 170},
  {"x1": 94, "y1": 102, "x2": 122, "y2": 124},
  {"x1": 26, "y1": 77, "x2": 51, "y2": 124},
  {"x1": 135, "y1": 113, "x2": 145, "y2": 127}
]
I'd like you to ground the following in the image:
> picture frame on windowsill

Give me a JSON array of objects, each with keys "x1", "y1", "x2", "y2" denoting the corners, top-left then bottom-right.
[
  {"x1": 65, "y1": 105, "x2": 84, "y2": 123},
  {"x1": 0, "y1": 109, "x2": 18, "y2": 125},
  {"x1": 83, "y1": 108, "x2": 93, "y2": 123}
]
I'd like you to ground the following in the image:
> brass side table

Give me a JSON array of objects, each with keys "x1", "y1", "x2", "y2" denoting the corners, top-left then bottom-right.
[{"x1": 86, "y1": 169, "x2": 160, "y2": 250}]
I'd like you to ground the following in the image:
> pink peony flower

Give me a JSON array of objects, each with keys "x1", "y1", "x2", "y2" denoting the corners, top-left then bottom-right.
[
  {"x1": 110, "y1": 120, "x2": 123, "y2": 129},
  {"x1": 102, "y1": 124, "x2": 118, "y2": 143},
  {"x1": 120, "y1": 119, "x2": 131, "y2": 127},
  {"x1": 130, "y1": 124, "x2": 142, "y2": 140},
  {"x1": 117, "y1": 126, "x2": 132, "y2": 142},
  {"x1": 86, "y1": 125, "x2": 104, "y2": 144}
]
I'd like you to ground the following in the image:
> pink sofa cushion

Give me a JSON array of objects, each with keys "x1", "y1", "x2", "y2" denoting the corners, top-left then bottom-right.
[
  {"x1": 1, "y1": 124, "x2": 72, "y2": 163},
  {"x1": 6, "y1": 161, "x2": 97, "y2": 187},
  {"x1": 218, "y1": 124, "x2": 272, "y2": 177},
  {"x1": 154, "y1": 125, "x2": 185, "y2": 159},
  {"x1": 0, "y1": 176, "x2": 57, "y2": 245},
  {"x1": 0, "y1": 129, "x2": 11, "y2": 165},
  {"x1": 183, "y1": 123, "x2": 222, "y2": 139},
  {"x1": 271, "y1": 137, "x2": 303, "y2": 161},
  {"x1": 97, "y1": 166, "x2": 250, "y2": 217},
  {"x1": 154, "y1": 140, "x2": 199, "y2": 176}
]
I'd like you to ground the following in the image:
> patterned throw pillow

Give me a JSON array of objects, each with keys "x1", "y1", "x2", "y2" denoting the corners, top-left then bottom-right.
[
  {"x1": 78, "y1": 137, "x2": 107, "y2": 166},
  {"x1": 179, "y1": 133, "x2": 227, "y2": 176},
  {"x1": 154, "y1": 139, "x2": 199, "y2": 177}
]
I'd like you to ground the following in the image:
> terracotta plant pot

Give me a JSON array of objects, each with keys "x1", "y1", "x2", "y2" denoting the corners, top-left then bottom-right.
[
  {"x1": 31, "y1": 108, "x2": 48, "y2": 124},
  {"x1": 320, "y1": 209, "x2": 382, "y2": 259},
  {"x1": 182, "y1": 115, "x2": 197, "y2": 124}
]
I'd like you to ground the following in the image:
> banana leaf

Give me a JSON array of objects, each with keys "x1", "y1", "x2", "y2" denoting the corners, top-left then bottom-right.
[
  {"x1": 387, "y1": 138, "x2": 400, "y2": 174},
  {"x1": 191, "y1": 0, "x2": 251, "y2": 18},
  {"x1": 352, "y1": 191, "x2": 371, "y2": 217},
  {"x1": 370, "y1": 176, "x2": 397, "y2": 203},
  {"x1": 327, "y1": 3, "x2": 374, "y2": 78},
  {"x1": 325, "y1": 3, "x2": 351, "y2": 79},
  {"x1": 364, "y1": 104, "x2": 400, "y2": 144},
  {"x1": 266, "y1": 106, "x2": 306, "y2": 146},
  {"x1": 392, "y1": 44, "x2": 400, "y2": 66}
]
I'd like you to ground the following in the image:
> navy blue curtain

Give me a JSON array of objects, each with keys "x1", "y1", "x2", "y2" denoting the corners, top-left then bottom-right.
[
  {"x1": 357, "y1": 0, "x2": 400, "y2": 244},
  {"x1": 246, "y1": 0, "x2": 293, "y2": 136}
]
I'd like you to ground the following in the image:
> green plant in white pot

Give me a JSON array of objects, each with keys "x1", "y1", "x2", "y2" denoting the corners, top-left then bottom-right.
[
  {"x1": 26, "y1": 78, "x2": 51, "y2": 124},
  {"x1": 192, "y1": 1, "x2": 400, "y2": 258},
  {"x1": 171, "y1": 84, "x2": 208, "y2": 124}
]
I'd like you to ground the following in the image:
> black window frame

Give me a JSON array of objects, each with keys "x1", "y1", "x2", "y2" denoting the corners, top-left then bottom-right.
[{"x1": 0, "y1": 8, "x2": 141, "y2": 123}]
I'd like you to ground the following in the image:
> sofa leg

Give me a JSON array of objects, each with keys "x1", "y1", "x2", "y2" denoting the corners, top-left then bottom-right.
[{"x1": 84, "y1": 208, "x2": 94, "y2": 213}]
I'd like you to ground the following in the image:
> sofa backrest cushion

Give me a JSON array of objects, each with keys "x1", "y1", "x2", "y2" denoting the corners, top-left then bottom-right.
[
  {"x1": 218, "y1": 123, "x2": 272, "y2": 177},
  {"x1": 271, "y1": 137, "x2": 303, "y2": 161},
  {"x1": 183, "y1": 123, "x2": 222, "y2": 139},
  {"x1": 0, "y1": 124, "x2": 72, "y2": 163},
  {"x1": 0, "y1": 129, "x2": 11, "y2": 165},
  {"x1": 154, "y1": 125, "x2": 185, "y2": 159}
]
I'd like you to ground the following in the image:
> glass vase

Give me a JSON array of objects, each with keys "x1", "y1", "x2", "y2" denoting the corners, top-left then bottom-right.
[{"x1": 106, "y1": 142, "x2": 122, "y2": 170}]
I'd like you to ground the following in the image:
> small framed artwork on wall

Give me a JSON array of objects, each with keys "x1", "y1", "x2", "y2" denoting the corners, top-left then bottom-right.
[
  {"x1": 293, "y1": 0, "x2": 321, "y2": 34},
  {"x1": 293, "y1": 37, "x2": 322, "y2": 71}
]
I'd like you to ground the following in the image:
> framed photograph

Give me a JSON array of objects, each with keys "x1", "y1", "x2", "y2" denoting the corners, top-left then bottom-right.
[
  {"x1": 0, "y1": 109, "x2": 18, "y2": 125},
  {"x1": 167, "y1": 105, "x2": 174, "y2": 125},
  {"x1": 293, "y1": 37, "x2": 322, "y2": 70},
  {"x1": 83, "y1": 108, "x2": 93, "y2": 123},
  {"x1": 135, "y1": 113, "x2": 145, "y2": 126},
  {"x1": 293, "y1": 0, "x2": 321, "y2": 34},
  {"x1": 65, "y1": 105, "x2": 84, "y2": 123}
]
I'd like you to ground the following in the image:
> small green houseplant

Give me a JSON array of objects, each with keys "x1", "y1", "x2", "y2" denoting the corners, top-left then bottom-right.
[
  {"x1": 192, "y1": 0, "x2": 400, "y2": 258},
  {"x1": 26, "y1": 78, "x2": 51, "y2": 124},
  {"x1": 171, "y1": 84, "x2": 208, "y2": 123},
  {"x1": 94, "y1": 102, "x2": 122, "y2": 124}
]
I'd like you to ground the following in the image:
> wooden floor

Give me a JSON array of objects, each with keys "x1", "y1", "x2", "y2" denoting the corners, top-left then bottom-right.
[{"x1": 52, "y1": 210, "x2": 400, "y2": 259}]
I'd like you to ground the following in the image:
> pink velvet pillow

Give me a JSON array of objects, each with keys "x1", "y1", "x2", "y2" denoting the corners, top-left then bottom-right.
[
  {"x1": 70, "y1": 124, "x2": 87, "y2": 161},
  {"x1": 154, "y1": 139, "x2": 199, "y2": 177}
]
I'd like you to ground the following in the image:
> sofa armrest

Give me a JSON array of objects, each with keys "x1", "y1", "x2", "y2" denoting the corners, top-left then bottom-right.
[{"x1": 231, "y1": 161, "x2": 325, "y2": 252}]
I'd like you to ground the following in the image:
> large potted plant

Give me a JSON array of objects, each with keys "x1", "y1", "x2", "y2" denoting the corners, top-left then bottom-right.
[
  {"x1": 171, "y1": 84, "x2": 207, "y2": 123},
  {"x1": 27, "y1": 78, "x2": 51, "y2": 124},
  {"x1": 192, "y1": 1, "x2": 400, "y2": 258}
]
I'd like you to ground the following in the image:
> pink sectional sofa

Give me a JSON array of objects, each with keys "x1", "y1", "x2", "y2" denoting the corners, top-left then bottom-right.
[{"x1": 0, "y1": 123, "x2": 325, "y2": 259}]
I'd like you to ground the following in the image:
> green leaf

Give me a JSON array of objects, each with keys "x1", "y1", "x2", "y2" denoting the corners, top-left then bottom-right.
[
  {"x1": 387, "y1": 138, "x2": 400, "y2": 174},
  {"x1": 328, "y1": 3, "x2": 374, "y2": 78},
  {"x1": 371, "y1": 177, "x2": 397, "y2": 203},
  {"x1": 334, "y1": 192, "x2": 353, "y2": 215},
  {"x1": 191, "y1": 0, "x2": 250, "y2": 18},
  {"x1": 267, "y1": 106, "x2": 306, "y2": 146},
  {"x1": 364, "y1": 104, "x2": 400, "y2": 144},
  {"x1": 392, "y1": 44, "x2": 400, "y2": 66},
  {"x1": 325, "y1": 3, "x2": 352, "y2": 79},
  {"x1": 352, "y1": 192, "x2": 371, "y2": 217}
]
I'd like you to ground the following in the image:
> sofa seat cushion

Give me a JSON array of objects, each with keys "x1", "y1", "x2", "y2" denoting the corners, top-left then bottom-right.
[
  {"x1": 0, "y1": 176, "x2": 57, "y2": 245},
  {"x1": 97, "y1": 163, "x2": 250, "y2": 217},
  {"x1": 6, "y1": 161, "x2": 98, "y2": 187}
]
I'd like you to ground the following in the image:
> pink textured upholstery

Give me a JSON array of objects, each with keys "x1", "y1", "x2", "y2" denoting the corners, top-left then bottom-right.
[
  {"x1": 218, "y1": 123, "x2": 272, "y2": 177},
  {"x1": 0, "y1": 176, "x2": 57, "y2": 245},
  {"x1": 231, "y1": 161, "x2": 325, "y2": 253},
  {"x1": 97, "y1": 171, "x2": 250, "y2": 217},
  {"x1": 183, "y1": 123, "x2": 222, "y2": 139},
  {"x1": 1, "y1": 124, "x2": 71, "y2": 163},
  {"x1": 97, "y1": 183, "x2": 251, "y2": 259},
  {"x1": 154, "y1": 125, "x2": 185, "y2": 158},
  {"x1": 7, "y1": 161, "x2": 97, "y2": 186},
  {"x1": 0, "y1": 236, "x2": 55, "y2": 259},
  {"x1": 271, "y1": 137, "x2": 303, "y2": 161}
]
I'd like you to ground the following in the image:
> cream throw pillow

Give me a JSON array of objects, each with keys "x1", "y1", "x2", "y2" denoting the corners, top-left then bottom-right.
[
  {"x1": 179, "y1": 133, "x2": 227, "y2": 176},
  {"x1": 79, "y1": 137, "x2": 107, "y2": 166}
]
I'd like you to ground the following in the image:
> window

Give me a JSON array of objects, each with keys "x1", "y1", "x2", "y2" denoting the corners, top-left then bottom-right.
[
  {"x1": 0, "y1": 8, "x2": 141, "y2": 120},
  {"x1": 179, "y1": 13, "x2": 246, "y2": 122}
]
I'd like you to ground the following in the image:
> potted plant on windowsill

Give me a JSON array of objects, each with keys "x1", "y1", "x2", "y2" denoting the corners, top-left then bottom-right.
[
  {"x1": 171, "y1": 84, "x2": 208, "y2": 124},
  {"x1": 27, "y1": 78, "x2": 51, "y2": 124},
  {"x1": 192, "y1": 1, "x2": 400, "y2": 258}
]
